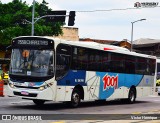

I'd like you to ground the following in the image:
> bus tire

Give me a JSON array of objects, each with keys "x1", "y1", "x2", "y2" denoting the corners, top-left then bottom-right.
[
  {"x1": 128, "y1": 88, "x2": 136, "y2": 104},
  {"x1": 70, "y1": 89, "x2": 81, "y2": 108},
  {"x1": 33, "y1": 100, "x2": 45, "y2": 105}
]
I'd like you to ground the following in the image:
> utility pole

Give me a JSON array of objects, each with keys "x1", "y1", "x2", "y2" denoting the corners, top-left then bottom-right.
[
  {"x1": 130, "y1": 19, "x2": 146, "y2": 51},
  {"x1": 31, "y1": 0, "x2": 35, "y2": 36}
]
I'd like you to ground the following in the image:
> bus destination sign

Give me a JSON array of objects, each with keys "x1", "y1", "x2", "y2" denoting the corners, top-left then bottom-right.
[
  {"x1": 12, "y1": 37, "x2": 54, "y2": 49},
  {"x1": 17, "y1": 40, "x2": 48, "y2": 46}
]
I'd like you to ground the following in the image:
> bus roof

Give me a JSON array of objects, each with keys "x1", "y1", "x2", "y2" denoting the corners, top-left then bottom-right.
[
  {"x1": 13, "y1": 36, "x2": 156, "y2": 59},
  {"x1": 59, "y1": 39, "x2": 156, "y2": 59}
]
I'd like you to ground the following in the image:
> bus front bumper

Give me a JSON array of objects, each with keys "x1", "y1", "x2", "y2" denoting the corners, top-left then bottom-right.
[{"x1": 7, "y1": 83, "x2": 54, "y2": 101}]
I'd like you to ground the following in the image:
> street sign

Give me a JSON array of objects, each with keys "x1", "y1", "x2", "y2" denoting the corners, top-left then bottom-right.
[{"x1": 46, "y1": 10, "x2": 66, "y2": 23}]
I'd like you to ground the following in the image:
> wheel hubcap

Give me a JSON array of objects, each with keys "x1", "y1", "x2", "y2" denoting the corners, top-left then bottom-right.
[
  {"x1": 73, "y1": 93, "x2": 79, "y2": 104},
  {"x1": 130, "y1": 91, "x2": 134, "y2": 102}
]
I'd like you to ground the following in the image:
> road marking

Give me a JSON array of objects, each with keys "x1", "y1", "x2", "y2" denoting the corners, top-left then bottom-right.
[
  {"x1": 151, "y1": 110, "x2": 159, "y2": 112},
  {"x1": 50, "y1": 121, "x2": 65, "y2": 123},
  {"x1": 132, "y1": 112, "x2": 142, "y2": 114},
  {"x1": 132, "y1": 109, "x2": 160, "y2": 114}
]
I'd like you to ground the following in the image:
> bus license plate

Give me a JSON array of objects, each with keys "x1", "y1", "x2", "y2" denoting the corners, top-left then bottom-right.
[{"x1": 21, "y1": 91, "x2": 29, "y2": 96}]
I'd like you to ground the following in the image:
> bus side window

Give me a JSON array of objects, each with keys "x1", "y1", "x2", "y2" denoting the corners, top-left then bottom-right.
[
  {"x1": 56, "y1": 44, "x2": 71, "y2": 80},
  {"x1": 135, "y1": 57, "x2": 145, "y2": 74},
  {"x1": 88, "y1": 49, "x2": 101, "y2": 71},
  {"x1": 125, "y1": 55, "x2": 135, "y2": 74},
  {"x1": 71, "y1": 47, "x2": 88, "y2": 70}
]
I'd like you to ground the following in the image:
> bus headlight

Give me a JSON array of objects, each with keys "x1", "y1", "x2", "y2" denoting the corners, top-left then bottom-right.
[
  {"x1": 39, "y1": 82, "x2": 53, "y2": 91},
  {"x1": 39, "y1": 86, "x2": 46, "y2": 91},
  {"x1": 9, "y1": 83, "x2": 15, "y2": 88}
]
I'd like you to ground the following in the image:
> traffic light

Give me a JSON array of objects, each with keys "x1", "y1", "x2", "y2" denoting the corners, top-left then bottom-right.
[{"x1": 68, "y1": 11, "x2": 76, "y2": 26}]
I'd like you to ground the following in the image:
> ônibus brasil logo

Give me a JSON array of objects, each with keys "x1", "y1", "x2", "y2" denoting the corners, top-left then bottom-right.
[{"x1": 102, "y1": 74, "x2": 118, "y2": 91}]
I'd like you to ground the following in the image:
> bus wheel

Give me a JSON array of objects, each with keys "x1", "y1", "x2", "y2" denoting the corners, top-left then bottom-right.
[
  {"x1": 70, "y1": 89, "x2": 81, "y2": 108},
  {"x1": 33, "y1": 100, "x2": 45, "y2": 105},
  {"x1": 128, "y1": 88, "x2": 136, "y2": 104}
]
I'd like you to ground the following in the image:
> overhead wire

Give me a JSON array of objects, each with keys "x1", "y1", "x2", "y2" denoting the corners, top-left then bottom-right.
[{"x1": 76, "y1": 6, "x2": 160, "y2": 13}]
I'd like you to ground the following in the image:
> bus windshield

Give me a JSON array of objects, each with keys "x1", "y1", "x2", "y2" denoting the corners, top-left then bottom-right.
[{"x1": 10, "y1": 49, "x2": 54, "y2": 78}]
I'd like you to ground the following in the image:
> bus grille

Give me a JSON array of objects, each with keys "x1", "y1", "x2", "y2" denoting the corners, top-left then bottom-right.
[
  {"x1": 13, "y1": 91, "x2": 37, "y2": 97},
  {"x1": 14, "y1": 85, "x2": 39, "y2": 89}
]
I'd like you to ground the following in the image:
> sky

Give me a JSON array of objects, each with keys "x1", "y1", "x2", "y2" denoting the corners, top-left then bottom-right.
[{"x1": 1, "y1": 0, "x2": 160, "y2": 41}]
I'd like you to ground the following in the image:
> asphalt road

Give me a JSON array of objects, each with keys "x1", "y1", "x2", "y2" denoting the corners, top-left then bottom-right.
[
  {"x1": 0, "y1": 94, "x2": 160, "y2": 114},
  {"x1": 1, "y1": 85, "x2": 160, "y2": 123}
]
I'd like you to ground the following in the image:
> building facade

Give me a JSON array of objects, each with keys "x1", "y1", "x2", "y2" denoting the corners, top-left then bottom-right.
[
  {"x1": 133, "y1": 38, "x2": 160, "y2": 57},
  {"x1": 53, "y1": 27, "x2": 79, "y2": 41}
]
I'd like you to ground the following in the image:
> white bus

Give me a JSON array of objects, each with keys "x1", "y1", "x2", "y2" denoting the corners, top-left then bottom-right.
[{"x1": 8, "y1": 36, "x2": 156, "y2": 107}]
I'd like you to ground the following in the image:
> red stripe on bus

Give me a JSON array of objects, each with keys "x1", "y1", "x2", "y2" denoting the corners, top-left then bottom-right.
[{"x1": 104, "y1": 48, "x2": 114, "y2": 50}]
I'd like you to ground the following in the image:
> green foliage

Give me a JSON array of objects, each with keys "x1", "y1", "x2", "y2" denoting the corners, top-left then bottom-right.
[{"x1": 0, "y1": 0, "x2": 63, "y2": 45}]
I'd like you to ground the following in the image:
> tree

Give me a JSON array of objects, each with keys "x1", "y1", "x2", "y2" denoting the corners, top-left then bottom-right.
[{"x1": 0, "y1": 0, "x2": 63, "y2": 45}]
